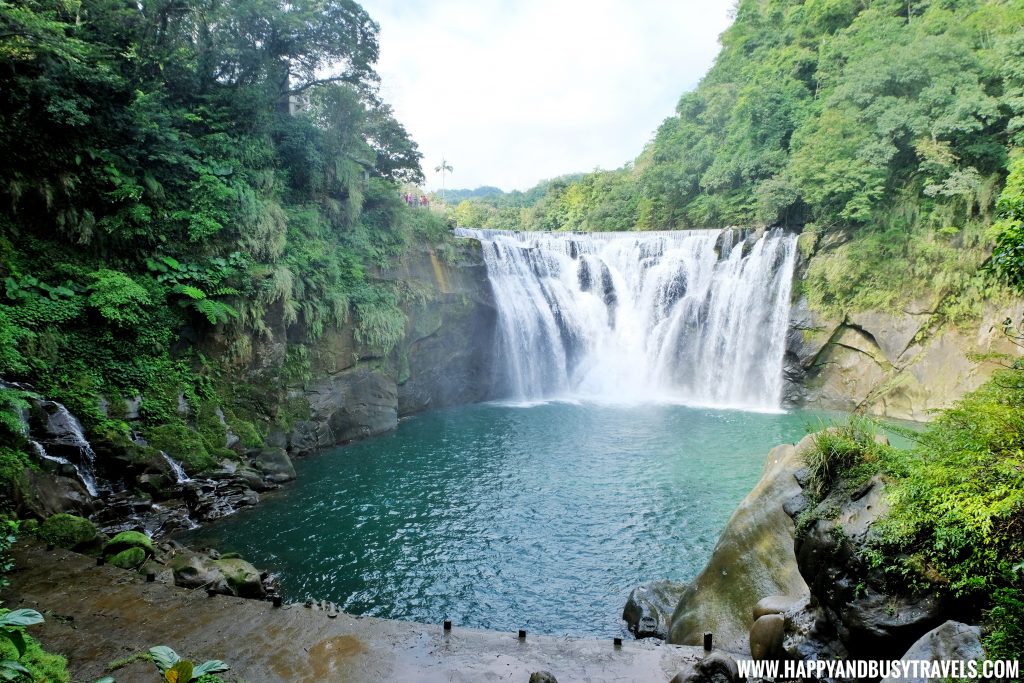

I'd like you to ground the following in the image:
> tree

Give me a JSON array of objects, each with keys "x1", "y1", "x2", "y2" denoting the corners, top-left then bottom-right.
[{"x1": 434, "y1": 158, "x2": 452, "y2": 202}]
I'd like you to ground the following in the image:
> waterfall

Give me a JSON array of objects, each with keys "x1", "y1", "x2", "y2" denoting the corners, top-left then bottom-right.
[
  {"x1": 38, "y1": 400, "x2": 101, "y2": 495},
  {"x1": 456, "y1": 228, "x2": 798, "y2": 411},
  {"x1": 161, "y1": 452, "x2": 192, "y2": 484},
  {"x1": 29, "y1": 439, "x2": 98, "y2": 497}
]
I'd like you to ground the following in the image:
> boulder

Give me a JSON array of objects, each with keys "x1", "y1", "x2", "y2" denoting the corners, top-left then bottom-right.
[
  {"x1": 749, "y1": 614, "x2": 785, "y2": 660},
  {"x1": 103, "y1": 530, "x2": 155, "y2": 557},
  {"x1": 22, "y1": 470, "x2": 96, "y2": 518},
  {"x1": 623, "y1": 580, "x2": 687, "y2": 639},
  {"x1": 795, "y1": 474, "x2": 945, "y2": 659},
  {"x1": 36, "y1": 513, "x2": 96, "y2": 550},
  {"x1": 108, "y1": 546, "x2": 147, "y2": 569},
  {"x1": 167, "y1": 550, "x2": 224, "y2": 590},
  {"x1": 253, "y1": 447, "x2": 296, "y2": 483},
  {"x1": 528, "y1": 673, "x2": 558, "y2": 683},
  {"x1": 880, "y1": 621, "x2": 984, "y2": 683},
  {"x1": 212, "y1": 557, "x2": 266, "y2": 598},
  {"x1": 667, "y1": 436, "x2": 812, "y2": 652}
]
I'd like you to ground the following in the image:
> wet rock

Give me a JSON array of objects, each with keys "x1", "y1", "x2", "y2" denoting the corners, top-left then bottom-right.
[
  {"x1": 167, "y1": 550, "x2": 223, "y2": 590},
  {"x1": 794, "y1": 473, "x2": 946, "y2": 659},
  {"x1": 183, "y1": 479, "x2": 259, "y2": 521},
  {"x1": 528, "y1": 672, "x2": 558, "y2": 683},
  {"x1": 677, "y1": 652, "x2": 739, "y2": 683},
  {"x1": 668, "y1": 436, "x2": 812, "y2": 652},
  {"x1": 623, "y1": 580, "x2": 687, "y2": 639},
  {"x1": 23, "y1": 470, "x2": 96, "y2": 518},
  {"x1": 749, "y1": 614, "x2": 785, "y2": 660},
  {"x1": 166, "y1": 549, "x2": 265, "y2": 598},
  {"x1": 213, "y1": 557, "x2": 266, "y2": 599},
  {"x1": 253, "y1": 447, "x2": 296, "y2": 483},
  {"x1": 289, "y1": 367, "x2": 399, "y2": 456},
  {"x1": 879, "y1": 621, "x2": 984, "y2": 683},
  {"x1": 125, "y1": 395, "x2": 143, "y2": 420},
  {"x1": 752, "y1": 594, "x2": 806, "y2": 620}
]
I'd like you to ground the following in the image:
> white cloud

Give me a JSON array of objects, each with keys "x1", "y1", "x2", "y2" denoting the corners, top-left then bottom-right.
[{"x1": 359, "y1": 0, "x2": 734, "y2": 191}]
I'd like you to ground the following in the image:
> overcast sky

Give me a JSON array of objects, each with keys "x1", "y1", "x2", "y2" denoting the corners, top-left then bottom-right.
[{"x1": 358, "y1": 0, "x2": 735, "y2": 192}]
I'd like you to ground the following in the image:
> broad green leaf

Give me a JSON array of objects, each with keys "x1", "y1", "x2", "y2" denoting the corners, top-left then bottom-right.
[
  {"x1": 148, "y1": 645, "x2": 180, "y2": 672},
  {"x1": 6, "y1": 630, "x2": 25, "y2": 659},
  {"x1": 93, "y1": 677, "x2": 116, "y2": 683},
  {"x1": 193, "y1": 659, "x2": 229, "y2": 676},
  {"x1": 0, "y1": 609, "x2": 44, "y2": 627},
  {"x1": 0, "y1": 660, "x2": 30, "y2": 675}
]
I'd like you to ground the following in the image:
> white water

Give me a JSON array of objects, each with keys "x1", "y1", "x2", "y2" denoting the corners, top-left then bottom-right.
[
  {"x1": 29, "y1": 438, "x2": 98, "y2": 497},
  {"x1": 41, "y1": 402, "x2": 100, "y2": 496},
  {"x1": 161, "y1": 452, "x2": 192, "y2": 484},
  {"x1": 457, "y1": 228, "x2": 798, "y2": 411}
]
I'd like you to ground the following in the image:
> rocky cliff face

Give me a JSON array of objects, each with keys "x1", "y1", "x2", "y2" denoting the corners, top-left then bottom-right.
[
  {"x1": 784, "y1": 295, "x2": 1024, "y2": 421},
  {"x1": 261, "y1": 239, "x2": 497, "y2": 456}
]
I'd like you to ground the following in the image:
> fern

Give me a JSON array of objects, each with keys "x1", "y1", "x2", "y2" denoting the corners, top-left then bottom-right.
[{"x1": 172, "y1": 284, "x2": 206, "y2": 300}]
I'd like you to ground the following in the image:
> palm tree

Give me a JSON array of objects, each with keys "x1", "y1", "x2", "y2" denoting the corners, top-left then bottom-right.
[{"x1": 434, "y1": 158, "x2": 453, "y2": 202}]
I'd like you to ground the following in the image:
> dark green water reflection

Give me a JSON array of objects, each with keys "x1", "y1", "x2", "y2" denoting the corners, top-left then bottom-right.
[{"x1": 183, "y1": 401, "x2": 833, "y2": 637}]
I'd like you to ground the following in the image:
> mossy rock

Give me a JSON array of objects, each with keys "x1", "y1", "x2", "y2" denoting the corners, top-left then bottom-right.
[
  {"x1": 108, "y1": 546, "x2": 147, "y2": 569},
  {"x1": 103, "y1": 530, "x2": 154, "y2": 556},
  {"x1": 38, "y1": 513, "x2": 96, "y2": 550},
  {"x1": 212, "y1": 557, "x2": 265, "y2": 598},
  {"x1": 144, "y1": 422, "x2": 215, "y2": 472}
]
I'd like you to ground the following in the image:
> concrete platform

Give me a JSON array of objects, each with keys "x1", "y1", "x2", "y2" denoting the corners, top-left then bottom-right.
[{"x1": 2, "y1": 543, "x2": 710, "y2": 682}]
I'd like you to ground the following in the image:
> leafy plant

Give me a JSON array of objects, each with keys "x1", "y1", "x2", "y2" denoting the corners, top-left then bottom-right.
[
  {"x1": 149, "y1": 646, "x2": 228, "y2": 683},
  {"x1": 0, "y1": 608, "x2": 45, "y2": 680}
]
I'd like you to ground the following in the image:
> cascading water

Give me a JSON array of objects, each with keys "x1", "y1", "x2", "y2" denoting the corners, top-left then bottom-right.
[
  {"x1": 37, "y1": 400, "x2": 101, "y2": 495},
  {"x1": 456, "y1": 228, "x2": 798, "y2": 411},
  {"x1": 161, "y1": 452, "x2": 192, "y2": 484}
]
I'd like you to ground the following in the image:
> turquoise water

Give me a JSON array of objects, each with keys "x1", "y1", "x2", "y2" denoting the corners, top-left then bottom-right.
[{"x1": 184, "y1": 401, "x2": 832, "y2": 637}]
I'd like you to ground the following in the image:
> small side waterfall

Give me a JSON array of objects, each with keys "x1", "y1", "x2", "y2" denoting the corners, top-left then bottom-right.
[
  {"x1": 34, "y1": 401, "x2": 101, "y2": 495},
  {"x1": 161, "y1": 452, "x2": 192, "y2": 484},
  {"x1": 457, "y1": 228, "x2": 798, "y2": 411}
]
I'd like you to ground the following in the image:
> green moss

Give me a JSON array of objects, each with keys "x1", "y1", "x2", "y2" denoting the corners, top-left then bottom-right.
[
  {"x1": 144, "y1": 422, "x2": 215, "y2": 472},
  {"x1": 103, "y1": 530, "x2": 154, "y2": 556},
  {"x1": 196, "y1": 402, "x2": 228, "y2": 454},
  {"x1": 0, "y1": 628, "x2": 70, "y2": 683},
  {"x1": 108, "y1": 546, "x2": 146, "y2": 569},
  {"x1": 37, "y1": 513, "x2": 96, "y2": 549},
  {"x1": 0, "y1": 446, "x2": 31, "y2": 505}
]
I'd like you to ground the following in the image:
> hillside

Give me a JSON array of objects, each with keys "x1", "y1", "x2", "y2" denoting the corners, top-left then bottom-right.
[{"x1": 450, "y1": 0, "x2": 1024, "y2": 319}]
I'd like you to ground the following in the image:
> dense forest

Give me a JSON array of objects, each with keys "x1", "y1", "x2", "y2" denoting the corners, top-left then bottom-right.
[
  {"x1": 451, "y1": 0, "x2": 1024, "y2": 317},
  {"x1": 2, "y1": 0, "x2": 1024, "y2": 676},
  {"x1": 0, "y1": 0, "x2": 452, "y2": 473}
]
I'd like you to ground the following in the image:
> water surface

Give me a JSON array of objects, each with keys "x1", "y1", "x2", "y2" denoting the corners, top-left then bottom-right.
[{"x1": 185, "y1": 401, "x2": 830, "y2": 637}]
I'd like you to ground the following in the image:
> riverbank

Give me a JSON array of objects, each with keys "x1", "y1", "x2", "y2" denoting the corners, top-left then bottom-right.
[{"x1": 2, "y1": 543, "x2": 708, "y2": 682}]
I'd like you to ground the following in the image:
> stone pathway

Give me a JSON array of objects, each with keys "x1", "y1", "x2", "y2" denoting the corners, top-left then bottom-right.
[{"x1": 2, "y1": 544, "x2": 707, "y2": 682}]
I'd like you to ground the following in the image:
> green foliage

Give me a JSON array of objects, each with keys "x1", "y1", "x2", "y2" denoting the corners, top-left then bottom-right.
[
  {"x1": 807, "y1": 372, "x2": 1024, "y2": 657},
  {"x1": 0, "y1": 0, "x2": 441, "y2": 462},
  {"x1": 149, "y1": 646, "x2": 228, "y2": 682},
  {"x1": 352, "y1": 285, "x2": 406, "y2": 355},
  {"x1": 0, "y1": 449, "x2": 30, "y2": 508},
  {"x1": 0, "y1": 607, "x2": 52, "y2": 682},
  {"x1": 86, "y1": 270, "x2": 152, "y2": 328},
  {"x1": 0, "y1": 620, "x2": 68, "y2": 683},
  {"x1": 989, "y1": 152, "x2": 1024, "y2": 291},
  {"x1": 36, "y1": 513, "x2": 96, "y2": 550}
]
